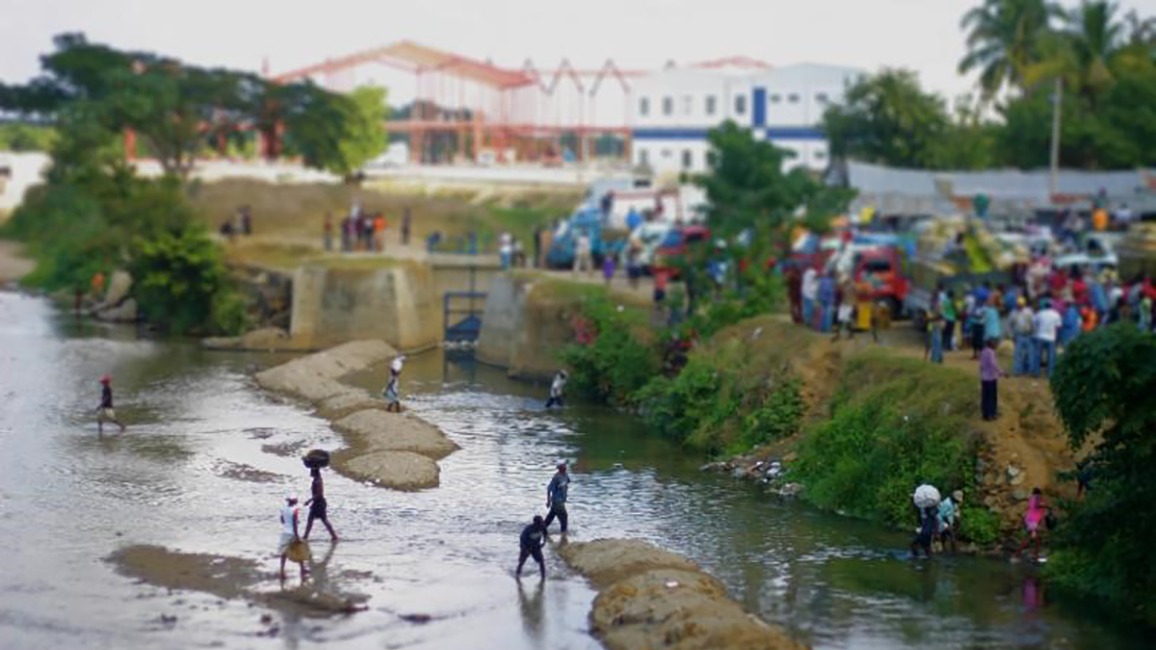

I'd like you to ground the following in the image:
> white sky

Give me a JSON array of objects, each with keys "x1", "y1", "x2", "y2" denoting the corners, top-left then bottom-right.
[{"x1": 2, "y1": 0, "x2": 1154, "y2": 102}]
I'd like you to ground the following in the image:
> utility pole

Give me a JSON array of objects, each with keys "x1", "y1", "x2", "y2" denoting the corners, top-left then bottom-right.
[{"x1": 1049, "y1": 77, "x2": 1063, "y2": 199}]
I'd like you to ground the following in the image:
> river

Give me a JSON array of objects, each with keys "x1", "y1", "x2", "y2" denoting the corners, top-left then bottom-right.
[{"x1": 0, "y1": 290, "x2": 1146, "y2": 650}]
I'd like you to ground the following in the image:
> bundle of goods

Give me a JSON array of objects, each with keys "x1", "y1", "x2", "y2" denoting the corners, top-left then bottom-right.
[{"x1": 302, "y1": 449, "x2": 331, "y2": 469}]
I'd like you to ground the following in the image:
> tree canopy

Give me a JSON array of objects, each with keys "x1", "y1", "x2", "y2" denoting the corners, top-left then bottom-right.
[
  {"x1": 1049, "y1": 325, "x2": 1156, "y2": 623},
  {"x1": 0, "y1": 33, "x2": 385, "y2": 177}
]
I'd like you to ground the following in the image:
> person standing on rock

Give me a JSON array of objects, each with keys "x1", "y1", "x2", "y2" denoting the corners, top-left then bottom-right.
[
  {"x1": 96, "y1": 374, "x2": 126, "y2": 434},
  {"x1": 303, "y1": 467, "x2": 338, "y2": 542},
  {"x1": 279, "y1": 494, "x2": 307, "y2": 581},
  {"x1": 545, "y1": 370, "x2": 568, "y2": 409},
  {"x1": 516, "y1": 515, "x2": 548, "y2": 580},
  {"x1": 544, "y1": 461, "x2": 571, "y2": 534},
  {"x1": 383, "y1": 355, "x2": 406, "y2": 413}
]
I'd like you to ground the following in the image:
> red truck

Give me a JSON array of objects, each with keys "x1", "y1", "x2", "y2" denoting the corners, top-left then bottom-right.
[
  {"x1": 838, "y1": 246, "x2": 911, "y2": 318},
  {"x1": 650, "y1": 225, "x2": 712, "y2": 277}
]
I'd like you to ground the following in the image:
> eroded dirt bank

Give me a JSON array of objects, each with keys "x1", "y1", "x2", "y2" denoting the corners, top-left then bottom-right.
[
  {"x1": 255, "y1": 340, "x2": 458, "y2": 490},
  {"x1": 559, "y1": 539, "x2": 807, "y2": 650}
]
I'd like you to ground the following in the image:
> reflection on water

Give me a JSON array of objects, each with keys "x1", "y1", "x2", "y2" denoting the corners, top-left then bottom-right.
[{"x1": 0, "y1": 291, "x2": 1148, "y2": 650}]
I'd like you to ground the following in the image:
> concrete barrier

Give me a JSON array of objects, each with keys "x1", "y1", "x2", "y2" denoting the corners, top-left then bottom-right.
[
  {"x1": 290, "y1": 263, "x2": 440, "y2": 352},
  {"x1": 475, "y1": 275, "x2": 577, "y2": 380}
]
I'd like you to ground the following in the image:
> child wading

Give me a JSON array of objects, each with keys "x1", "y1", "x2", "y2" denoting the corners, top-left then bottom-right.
[
  {"x1": 383, "y1": 355, "x2": 406, "y2": 413},
  {"x1": 97, "y1": 374, "x2": 126, "y2": 434},
  {"x1": 1014, "y1": 487, "x2": 1051, "y2": 562}
]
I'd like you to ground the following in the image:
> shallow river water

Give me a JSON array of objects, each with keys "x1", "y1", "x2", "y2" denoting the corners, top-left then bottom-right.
[{"x1": 0, "y1": 291, "x2": 1147, "y2": 650}]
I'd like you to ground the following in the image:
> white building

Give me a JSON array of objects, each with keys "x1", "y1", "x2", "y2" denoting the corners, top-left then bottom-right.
[{"x1": 631, "y1": 63, "x2": 864, "y2": 176}]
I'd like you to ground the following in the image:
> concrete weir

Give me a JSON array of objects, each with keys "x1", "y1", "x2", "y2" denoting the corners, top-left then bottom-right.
[
  {"x1": 255, "y1": 340, "x2": 458, "y2": 490},
  {"x1": 476, "y1": 274, "x2": 580, "y2": 380},
  {"x1": 290, "y1": 264, "x2": 440, "y2": 351}
]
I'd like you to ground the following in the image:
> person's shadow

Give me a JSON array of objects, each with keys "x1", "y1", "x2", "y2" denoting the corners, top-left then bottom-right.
[{"x1": 517, "y1": 577, "x2": 545, "y2": 641}]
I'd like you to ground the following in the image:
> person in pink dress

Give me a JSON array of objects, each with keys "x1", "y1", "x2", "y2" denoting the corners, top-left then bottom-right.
[{"x1": 1014, "y1": 487, "x2": 1049, "y2": 561}]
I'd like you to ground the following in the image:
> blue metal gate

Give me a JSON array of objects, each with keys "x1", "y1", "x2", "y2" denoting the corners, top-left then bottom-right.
[{"x1": 444, "y1": 291, "x2": 486, "y2": 342}]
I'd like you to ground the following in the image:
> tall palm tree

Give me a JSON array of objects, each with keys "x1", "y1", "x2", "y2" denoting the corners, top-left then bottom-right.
[
  {"x1": 1063, "y1": 0, "x2": 1126, "y2": 92},
  {"x1": 958, "y1": 0, "x2": 1061, "y2": 99}
]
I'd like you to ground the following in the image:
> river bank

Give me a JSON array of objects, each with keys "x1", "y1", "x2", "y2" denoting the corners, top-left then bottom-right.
[{"x1": 0, "y1": 239, "x2": 34, "y2": 284}]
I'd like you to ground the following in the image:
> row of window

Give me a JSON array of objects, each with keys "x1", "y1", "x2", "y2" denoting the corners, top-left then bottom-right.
[
  {"x1": 638, "y1": 92, "x2": 829, "y2": 117},
  {"x1": 638, "y1": 146, "x2": 827, "y2": 170}
]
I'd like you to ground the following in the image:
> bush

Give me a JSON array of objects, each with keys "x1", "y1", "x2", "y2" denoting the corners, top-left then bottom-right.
[
  {"x1": 559, "y1": 295, "x2": 659, "y2": 405},
  {"x1": 130, "y1": 227, "x2": 248, "y2": 335},
  {"x1": 791, "y1": 352, "x2": 979, "y2": 527},
  {"x1": 635, "y1": 326, "x2": 804, "y2": 454},
  {"x1": 960, "y1": 506, "x2": 1000, "y2": 546}
]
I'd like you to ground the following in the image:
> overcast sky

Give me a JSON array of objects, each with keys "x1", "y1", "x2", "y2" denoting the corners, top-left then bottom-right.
[{"x1": 2, "y1": 0, "x2": 1154, "y2": 102}]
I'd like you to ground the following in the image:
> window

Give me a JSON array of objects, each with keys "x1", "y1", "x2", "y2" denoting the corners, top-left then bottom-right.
[
  {"x1": 705, "y1": 95, "x2": 717, "y2": 115},
  {"x1": 769, "y1": 94, "x2": 781, "y2": 104},
  {"x1": 681, "y1": 150, "x2": 693, "y2": 169},
  {"x1": 682, "y1": 95, "x2": 693, "y2": 115},
  {"x1": 639, "y1": 97, "x2": 650, "y2": 116},
  {"x1": 787, "y1": 93, "x2": 800, "y2": 104},
  {"x1": 864, "y1": 259, "x2": 892, "y2": 274},
  {"x1": 815, "y1": 92, "x2": 829, "y2": 105},
  {"x1": 662, "y1": 96, "x2": 673, "y2": 116},
  {"x1": 814, "y1": 149, "x2": 827, "y2": 161},
  {"x1": 734, "y1": 94, "x2": 747, "y2": 115},
  {"x1": 639, "y1": 149, "x2": 650, "y2": 166}
]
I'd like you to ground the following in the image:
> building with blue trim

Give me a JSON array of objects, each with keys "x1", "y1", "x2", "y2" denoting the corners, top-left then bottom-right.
[{"x1": 631, "y1": 63, "x2": 864, "y2": 175}]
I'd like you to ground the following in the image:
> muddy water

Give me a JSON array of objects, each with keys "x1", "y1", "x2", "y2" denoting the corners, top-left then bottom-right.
[{"x1": 0, "y1": 291, "x2": 1146, "y2": 650}]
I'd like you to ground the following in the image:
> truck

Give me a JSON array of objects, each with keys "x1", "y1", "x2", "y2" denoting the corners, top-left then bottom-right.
[
  {"x1": 828, "y1": 246, "x2": 912, "y2": 319},
  {"x1": 904, "y1": 256, "x2": 1010, "y2": 331},
  {"x1": 545, "y1": 207, "x2": 624, "y2": 269}
]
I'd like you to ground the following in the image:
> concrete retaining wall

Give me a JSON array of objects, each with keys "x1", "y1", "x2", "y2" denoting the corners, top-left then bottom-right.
[
  {"x1": 290, "y1": 263, "x2": 440, "y2": 351},
  {"x1": 476, "y1": 275, "x2": 578, "y2": 380}
]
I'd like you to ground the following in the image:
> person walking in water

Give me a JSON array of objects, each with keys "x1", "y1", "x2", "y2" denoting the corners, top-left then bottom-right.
[
  {"x1": 516, "y1": 515, "x2": 548, "y2": 580},
  {"x1": 97, "y1": 374, "x2": 126, "y2": 434},
  {"x1": 545, "y1": 370, "x2": 568, "y2": 409},
  {"x1": 544, "y1": 461, "x2": 571, "y2": 534},
  {"x1": 279, "y1": 494, "x2": 307, "y2": 581},
  {"x1": 383, "y1": 355, "x2": 406, "y2": 413},
  {"x1": 1014, "y1": 487, "x2": 1050, "y2": 562},
  {"x1": 303, "y1": 467, "x2": 338, "y2": 542}
]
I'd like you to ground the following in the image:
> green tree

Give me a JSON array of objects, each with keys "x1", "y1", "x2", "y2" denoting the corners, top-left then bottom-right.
[
  {"x1": 821, "y1": 69, "x2": 953, "y2": 169},
  {"x1": 1049, "y1": 325, "x2": 1156, "y2": 623},
  {"x1": 338, "y1": 85, "x2": 388, "y2": 175},
  {"x1": 959, "y1": 0, "x2": 1060, "y2": 99}
]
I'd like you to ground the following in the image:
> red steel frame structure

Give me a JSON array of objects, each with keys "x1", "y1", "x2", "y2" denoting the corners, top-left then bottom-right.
[{"x1": 273, "y1": 41, "x2": 650, "y2": 164}]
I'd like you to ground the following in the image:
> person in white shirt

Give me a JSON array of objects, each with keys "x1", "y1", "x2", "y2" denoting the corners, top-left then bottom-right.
[
  {"x1": 545, "y1": 370, "x2": 568, "y2": 408},
  {"x1": 279, "y1": 494, "x2": 307, "y2": 581},
  {"x1": 801, "y1": 267, "x2": 819, "y2": 329},
  {"x1": 573, "y1": 230, "x2": 593, "y2": 276},
  {"x1": 1032, "y1": 300, "x2": 1063, "y2": 378}
]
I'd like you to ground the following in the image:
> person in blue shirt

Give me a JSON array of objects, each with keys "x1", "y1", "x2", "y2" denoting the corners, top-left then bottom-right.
[
  {"x1": 625, "y1": 207, "x2": 642, "y2": 232},
  {"x1": 973, "y1": 282, "x2": 991, "y2": 308},
  {"x1": 1061, "y1": 303, "x2": 1081, "y2": 347},
  {"x1": 817, "y1": 272, "x2": 836, "y2": 333},
  {"x1": 544, "y1": 462, "x2": 571, "y2": 533},
  {"x1": 983, "y1": 298, "x2": 1002, "y2": 343}
]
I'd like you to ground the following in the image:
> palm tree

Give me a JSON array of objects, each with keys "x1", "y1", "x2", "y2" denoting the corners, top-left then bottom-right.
[
  {"x1": 958, "y1": 0, "x2": 1061, "y2": 99},
  {"x1": 1063, "y1": 0, "x2": 1125, "y2": 92}
]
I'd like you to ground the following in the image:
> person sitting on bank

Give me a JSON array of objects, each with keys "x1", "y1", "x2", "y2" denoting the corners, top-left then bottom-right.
[
  {"x1": 516, "y1": 515, "x2": 548, "y2": 580},
  {"x1": 545, "y1": 370, "x2": 568, "y2": 409},
  {"x1": 97, "y1": 374, "x2": 126, "y2": 434},
  {"x1": 544, "y1": 461, "x2": 571, "y2": 534}
]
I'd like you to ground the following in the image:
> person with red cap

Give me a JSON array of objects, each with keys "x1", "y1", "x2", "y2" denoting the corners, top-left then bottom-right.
[{"x1": 97, "y1": 375, "x2": 125, "y2": 434}]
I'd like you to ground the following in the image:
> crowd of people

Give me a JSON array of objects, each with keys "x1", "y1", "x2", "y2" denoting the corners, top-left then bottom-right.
[{"x1": 322, "y1": 201, "x2": 412, "y2": 254}]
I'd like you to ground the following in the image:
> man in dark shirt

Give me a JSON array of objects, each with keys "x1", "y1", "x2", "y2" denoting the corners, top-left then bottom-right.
[
  {"x1": 516, "y1": 515, "x2": 548, "y2": 580},
  {"x1": 544, "y1": 462, "x2": 570, "y2": 533},
  {"x1": 303, "y1": 467, "x2": 338, "y2": 542},
  {"x1": 97, "y1": 374, "x2": 125, "y2": 434}
]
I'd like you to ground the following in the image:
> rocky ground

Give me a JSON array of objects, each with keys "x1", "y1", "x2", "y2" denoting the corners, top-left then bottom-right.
[
  {"x1": 254, "y1": 340, "x2": 458, "y2": 490},
  {"x1": 558, "y1": 539, "x2": 806, "y2": 650}
]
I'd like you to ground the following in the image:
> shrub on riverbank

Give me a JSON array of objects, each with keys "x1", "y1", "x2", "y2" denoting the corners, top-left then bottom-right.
[
  {"x1": 635, "y1": 328, "x2": 804, "y2": 454},
  {"x1": 792, "y1": 351, "x2": 980, "y2": 527},
  {"x1": 560, "y1": 295, "x2": 660, "y2": 405}
]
